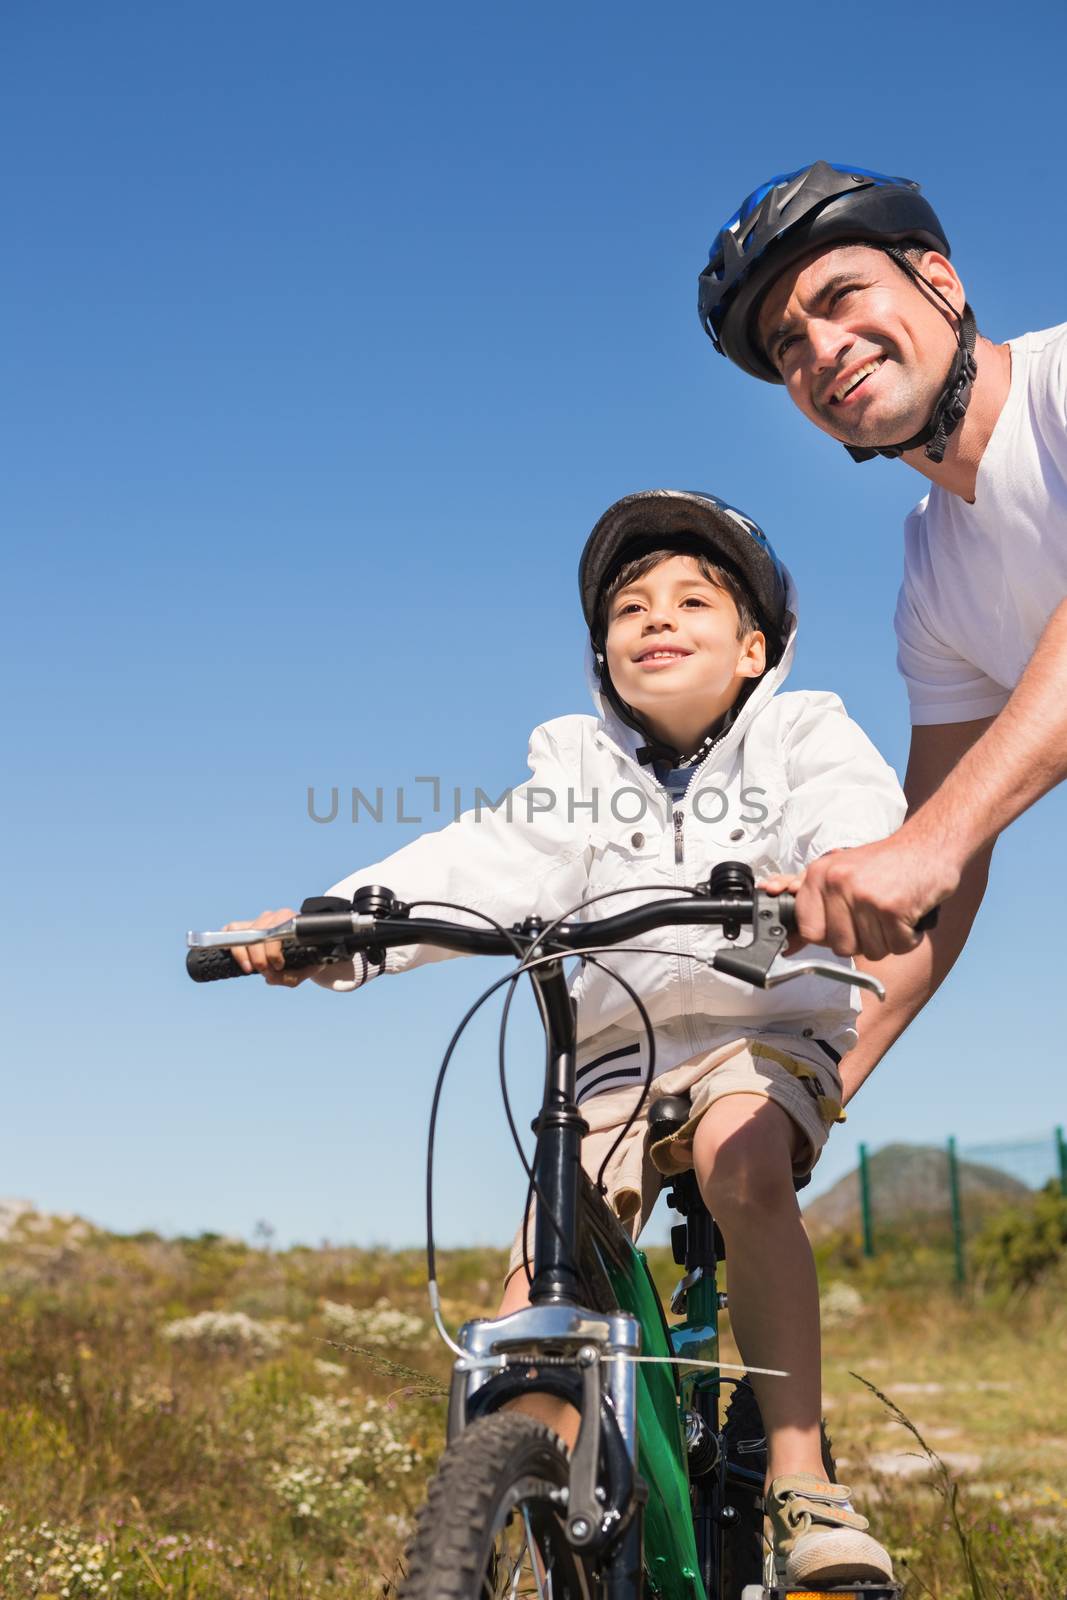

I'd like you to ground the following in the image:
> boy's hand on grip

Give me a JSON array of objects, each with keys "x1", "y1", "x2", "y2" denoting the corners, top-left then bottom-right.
[{"x1": 223, "y1": 909, "x2": 319, "y2": 985}]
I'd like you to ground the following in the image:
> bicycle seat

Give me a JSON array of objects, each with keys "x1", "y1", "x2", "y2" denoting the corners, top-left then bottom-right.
[{"x1": 646, "y1": 1096, "x2": 693, "y2": 1147}]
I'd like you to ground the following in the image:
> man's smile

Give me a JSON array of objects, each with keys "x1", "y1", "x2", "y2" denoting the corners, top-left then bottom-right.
[{"x1": 826, "y1": 354, "x2": 887, "y2": 407}]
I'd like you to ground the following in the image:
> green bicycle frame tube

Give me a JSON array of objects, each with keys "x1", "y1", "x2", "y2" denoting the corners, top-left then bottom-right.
[{"x1": 602, "y1": 1241, "x2": 710, "y2": 1600}]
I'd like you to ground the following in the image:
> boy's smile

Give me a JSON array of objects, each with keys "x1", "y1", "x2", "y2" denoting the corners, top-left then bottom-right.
[
  {"x1": 605, "y1": 554, "x2": 765, "y2": 752},
  {"x1": 633, "y1": 644, "x2": 693, "y2": 668}
]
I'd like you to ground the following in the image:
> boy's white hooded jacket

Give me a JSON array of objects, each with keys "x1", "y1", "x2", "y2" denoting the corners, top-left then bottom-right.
[{"x1": 316, "y1": 574, "x2": 905, "y2": 1098}]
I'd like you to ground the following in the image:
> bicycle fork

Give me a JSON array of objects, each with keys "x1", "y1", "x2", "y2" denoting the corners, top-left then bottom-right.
[{"x1": 449, "y1": 1303, "x2": 646, "y2": 1596}]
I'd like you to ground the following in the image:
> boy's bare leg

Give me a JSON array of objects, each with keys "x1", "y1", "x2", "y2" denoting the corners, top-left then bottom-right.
[
  {"x1": 691, "y1": 1093, "x2": 825, "y2": 1488},
  {"x1": 495, "y1": 1269, "x2": 581, "y2": 1451}
]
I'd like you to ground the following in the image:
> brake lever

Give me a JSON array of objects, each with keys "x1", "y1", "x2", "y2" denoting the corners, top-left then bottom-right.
[
  {"x1": 764, "y1": 954, "x2": 885, "y2": 1000},
  {"x1": 710, "y1": 889, "x2": 791, "y2": 988},
  {"x1": 710, "y1": 889, "x2": 886, "y2": 1001},
  {"x1": 188, "y1": 922, "x2": 299, "y2": 949},
  {"x1": 188, "y1": 912, "x2": 378, "y2": 950}
]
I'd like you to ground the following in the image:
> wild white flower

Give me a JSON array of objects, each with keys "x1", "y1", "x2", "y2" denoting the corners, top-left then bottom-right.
[
  {"x1": 321, "y1": 1296, "x2": 425, "y2": 1347},
  {"x1": 0, "y1": 1519, "x2": 121, "y2": 1595},
  {"x1": 161, "y1": 1310, "x2": 285, "y2": 1356},
  {"x1": 313, "y1": 1358, "x2": 346, "y2": 1378},
  {"x1": 819, "y1": 1280, "x2": 865, "y2": 1328},
  {"x1": 130, "y1": 1376, "x2": 176, "y2": 1413},
  {"x1": 266, "y1": 1390, "x2": 420, "y2": 1529}
]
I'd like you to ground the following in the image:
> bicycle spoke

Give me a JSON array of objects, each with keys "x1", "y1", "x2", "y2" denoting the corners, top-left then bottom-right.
[
  {"x1": 481, "y1": 1509, "x2": 547, "y2": 1600},
  {"x1": 520, "y1": 1505, "x2": 549, "y2": 1600}
]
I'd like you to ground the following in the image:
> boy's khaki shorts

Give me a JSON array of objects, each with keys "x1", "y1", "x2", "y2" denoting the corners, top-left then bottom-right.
[{"x1": 505, "y1": 1033, "x2": 844, "y2": 1287}]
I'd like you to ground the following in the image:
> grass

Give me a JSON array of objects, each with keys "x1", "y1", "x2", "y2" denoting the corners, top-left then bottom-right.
[
  {"x1": 769, "y1": 1266, "x2": 1067, "y2": 1600},
  {"x1": 0, "y1": 1207, "x2": 1063, "y2": 1598}
]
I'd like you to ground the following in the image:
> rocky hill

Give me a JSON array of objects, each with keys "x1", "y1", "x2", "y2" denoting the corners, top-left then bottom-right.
[{"x1": 802, "y1": 1143, "x2": 1030, "y2": 1240}]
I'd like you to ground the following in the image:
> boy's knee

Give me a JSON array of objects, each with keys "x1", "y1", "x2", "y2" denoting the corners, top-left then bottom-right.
[
  {"x1": 497, "y1": 1269, "x2": 532, "y2": 1318},
  {"x1": 693, "y1": 1096, "x2": 801, "y2": 1219}
]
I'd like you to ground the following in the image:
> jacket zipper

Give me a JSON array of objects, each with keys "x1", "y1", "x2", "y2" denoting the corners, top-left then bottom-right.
[{"x1": 672, "y1": 804, "x2": 702, "y2": 1052}]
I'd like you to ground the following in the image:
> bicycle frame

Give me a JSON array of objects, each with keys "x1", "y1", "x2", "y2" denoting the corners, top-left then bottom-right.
[{"x1": 445, "y1": 950, "x2": 727, "y2": 1600}]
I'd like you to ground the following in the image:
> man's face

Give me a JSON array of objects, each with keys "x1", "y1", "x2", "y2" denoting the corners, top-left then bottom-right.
[{"x1": 756, "y1": 244, "x2": 965, "y2": 450}]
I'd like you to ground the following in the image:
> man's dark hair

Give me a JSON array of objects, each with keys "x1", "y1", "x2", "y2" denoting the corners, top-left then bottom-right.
[{"x1": 595, "y1": 548, "x2": 764, "y2": 651}]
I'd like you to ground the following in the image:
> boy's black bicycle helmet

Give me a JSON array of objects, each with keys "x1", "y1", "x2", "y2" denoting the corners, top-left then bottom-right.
[
  {"x1": 697, "y1": 161, "x2": 977, "y2": 464},
  {"x1": 579, "y1": 488, "x2": 789, "y2": 762},
  {"x1": 581, "y1": 488, "x2": 787, "y2": 648}
]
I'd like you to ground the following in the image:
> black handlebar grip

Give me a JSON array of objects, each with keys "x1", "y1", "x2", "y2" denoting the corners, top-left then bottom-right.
[
  {"x1": 774, "y1": 892, "x2": 796, "y2": 931},
  {"x1": 770, "y1": 893, "x2": 936, "y2": 938},
  {"x1": 186, "y1": 942, "x2": 327, "y2": 984}
]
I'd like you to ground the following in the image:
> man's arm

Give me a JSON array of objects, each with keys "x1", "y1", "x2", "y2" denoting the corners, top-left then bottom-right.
[
  {"x1": 904, "y1": 594, "x2": 1067, "y2": 877},
  {"x1": 795, "y1": 594, "x2": 1067, "y2": 958},
  {"x1": 840, "y1": 718, "x2": 994, "y2": 1104}
]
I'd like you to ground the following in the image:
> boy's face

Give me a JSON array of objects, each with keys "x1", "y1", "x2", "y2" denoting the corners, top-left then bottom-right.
[{"x1": 604, "y1": 554, "x2": 766, "y2": 750}]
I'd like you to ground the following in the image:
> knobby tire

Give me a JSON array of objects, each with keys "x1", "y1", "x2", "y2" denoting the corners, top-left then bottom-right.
[{"x1": 399, "y1": 1411, "x2": 597, "y2": 1600}]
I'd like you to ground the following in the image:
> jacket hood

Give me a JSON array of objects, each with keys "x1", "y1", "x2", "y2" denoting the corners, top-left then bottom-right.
[{"x1": 584, "y1": 562, "x2": 800, "y2": 765}]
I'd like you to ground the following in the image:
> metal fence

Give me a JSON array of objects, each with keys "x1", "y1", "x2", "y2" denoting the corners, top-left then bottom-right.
[{"x1": 857, "y1": 1125, "x2": 1067, "y2": 1285}]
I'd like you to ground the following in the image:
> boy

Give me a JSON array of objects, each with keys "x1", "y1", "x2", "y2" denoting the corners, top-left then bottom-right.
[{"x1": 227, "y1": 488, "x2": 904, "y2": 1587}]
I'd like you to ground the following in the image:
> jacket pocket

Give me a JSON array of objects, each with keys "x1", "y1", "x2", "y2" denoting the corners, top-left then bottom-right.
[
  {"x1": 685, "y1": 775, "x2": 786, "y2": 877},
  {"x1": 587, "y1": 823, "x2": 664, "y2": 888}
]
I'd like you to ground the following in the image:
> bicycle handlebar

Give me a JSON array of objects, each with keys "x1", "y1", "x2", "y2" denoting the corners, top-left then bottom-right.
[
  {"x1": 187, "y1": 890, "x2": 798, "y2": 982},
  {"x1": 186, "y1": 875, "x2": 936, "y2": 1000}
]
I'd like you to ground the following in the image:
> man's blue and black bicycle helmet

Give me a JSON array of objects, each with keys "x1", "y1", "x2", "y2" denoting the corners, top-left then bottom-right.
[
  {"x1": 698, "y1": 162, "x2": 950, "y2": 382},
  {"x1": 697, "y1": 162, "x2": 976, "y2": 463}
]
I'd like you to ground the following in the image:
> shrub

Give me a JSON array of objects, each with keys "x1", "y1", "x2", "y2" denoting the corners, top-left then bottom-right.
[{"x1": 970, "y1": 1181, "x2": 1067, "y2": 1294}]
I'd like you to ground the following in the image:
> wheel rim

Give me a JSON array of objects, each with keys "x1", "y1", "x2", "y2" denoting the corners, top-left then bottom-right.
[{"x1": 481, "y1": 1474, "x2": 590, "y2": 1599}]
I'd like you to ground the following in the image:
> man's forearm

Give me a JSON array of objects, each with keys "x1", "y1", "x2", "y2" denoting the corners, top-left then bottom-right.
[
  {"x1": 909, "y1": 596, "x2": 1067, "y2": 871},
  {"x1": 840, "y1": 844, "x2": 993, "y2": 1105}
]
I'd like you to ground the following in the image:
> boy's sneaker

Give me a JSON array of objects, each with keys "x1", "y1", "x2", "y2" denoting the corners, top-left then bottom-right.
[{"x1": 766, "y1": 1473, "x2": 894, "y2": 1587}]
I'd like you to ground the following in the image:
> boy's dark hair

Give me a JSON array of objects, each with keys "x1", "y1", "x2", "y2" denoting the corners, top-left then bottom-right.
[{"x1": 595, "y1": 548, "x2": 765, "y2": 655}]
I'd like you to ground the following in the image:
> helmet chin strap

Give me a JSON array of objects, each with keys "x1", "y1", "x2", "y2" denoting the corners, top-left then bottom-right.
[
  {"x1": 594, "y1": 654, "x2": 675, "y2": 763},
  {"x1": 593, "y1": 649, "x2": 737, "y2": 767},
  {"x1": 845, "y1": 251, "x2": 978, "y2": 466}
]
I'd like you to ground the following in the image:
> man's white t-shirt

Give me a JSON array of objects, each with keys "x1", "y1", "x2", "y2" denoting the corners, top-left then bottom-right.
[{"x1": 894, "y1": 321, "x2": 1067, "y2": 725}]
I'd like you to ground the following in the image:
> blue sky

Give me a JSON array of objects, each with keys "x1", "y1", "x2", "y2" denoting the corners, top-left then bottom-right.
[{"x1": 4, "y1": 0, "x2": 1066, "y2": 1249}]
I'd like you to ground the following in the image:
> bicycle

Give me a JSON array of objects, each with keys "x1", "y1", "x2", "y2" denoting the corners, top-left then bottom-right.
[{"x1": 188, "y1": 864, "x2": 909, "y2": 1600}]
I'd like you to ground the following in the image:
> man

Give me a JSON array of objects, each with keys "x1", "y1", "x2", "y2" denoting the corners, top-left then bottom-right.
[{"x1": 697, "y1": 161, "x2": 1067, "y2": 1099}]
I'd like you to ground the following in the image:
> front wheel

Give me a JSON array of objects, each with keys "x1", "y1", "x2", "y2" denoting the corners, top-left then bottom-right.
[{"x1": 399, "y1": 1412, "x2": 598, "y2": 1599}]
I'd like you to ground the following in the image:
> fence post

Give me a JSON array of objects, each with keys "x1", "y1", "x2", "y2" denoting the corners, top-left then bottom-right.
[
  {"x1": 1056, "y1": 1125, "x2": 1067, "y2": 1198},
  {"x1": 947, "y1": 1136, "x2": 965, "y2": 1287},
  {"x1": 858, "y1": 1142, "x2": 875, "y2": 1258}
]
